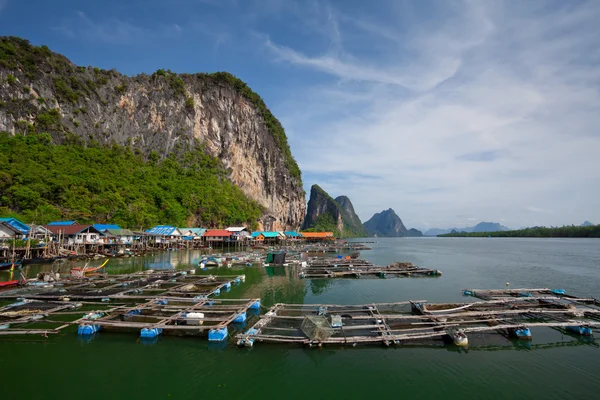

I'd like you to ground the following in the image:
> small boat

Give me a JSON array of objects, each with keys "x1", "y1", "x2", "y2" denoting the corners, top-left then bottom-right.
[
  {"x1": 0, "y1": 260, "x2": 22, "y2": 271},
  {"x1": 449, "y1": 329, "x2": 469, "y2": 347},
  {"x1": 0, "y1": 280, "x2": 19, "y2": 288},
  {"x1": 71, "y1": 259, "x2": 109, "y2": 277}
]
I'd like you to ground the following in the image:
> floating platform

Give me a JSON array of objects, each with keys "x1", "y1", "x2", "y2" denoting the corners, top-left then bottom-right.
[
  {"x1": 236, "y1": 290, "x2": 600, "y2": 347},
  {"x1": 299, "y1": 260, "x2": 441, "y2": 279},
  {"x1": 0, "y1": 270, "x2": 245, "y2": 301},
  {"x1": 74, "y1": 297, "x2": 260, "y2": 339}
]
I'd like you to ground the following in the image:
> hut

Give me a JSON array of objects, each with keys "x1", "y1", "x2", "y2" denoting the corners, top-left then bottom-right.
[
  {"x1": 0, "y1": 218, "x2": 30, "y2": 237},
  {"x1": 103, "y1": 229, "x2": 136, "y2": 245},
  {"x1": 251, "y1": 231, "x2": 285, "y2": 244},
  {"x1": 284, "y1": 231, "x2": 302, "y2": 240},
  {"x1": 44, "y1": 224, "x2": 103, "y2": 245},
  {"x1": 226, "y1": 227, "x2": 250, "y2": 241},
  {"x1": 145, "y1": 226, "x2": 183, "y2": 244},
  {"x1": 203, "y1": 229, "x2": 233, "y2": 244},
  {"x1": 0, "y1": 221, "x2": 24, "y2": 240},
  {"x1": 301, "y1": 232, "x2": 335, "y2": 242}
]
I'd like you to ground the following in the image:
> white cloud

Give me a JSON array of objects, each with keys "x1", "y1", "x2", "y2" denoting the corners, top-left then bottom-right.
[
  {"x1": 55, "y1": 11, "x2": 183, "y2": 44},
  {"x1": 264, "y1": 0, "x2": 600, "y2": 229}
]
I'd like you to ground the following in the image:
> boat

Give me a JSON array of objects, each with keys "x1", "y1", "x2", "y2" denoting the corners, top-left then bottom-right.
[
  {"x1": 0, "y1": 260, "x2": 22, "y2": 271},
  {"x1": 413, "y1": 302, "x2": 472, "y2": 315},
  {"x1": 71, "y1": 259, "x2": 109, "y2": 277},
  {"x1": 0, "y1": 280, "x2": 19, "y2": 288},
  {"x1": 448, "y1": 329, "x2": 469, "y2": 347}
]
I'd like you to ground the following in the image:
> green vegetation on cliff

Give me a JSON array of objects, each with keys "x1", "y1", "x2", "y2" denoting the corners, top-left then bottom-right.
[
  {"x1": 302, "y1": 184, "x2": 366, "y2": 237},
  {"x1": 0, "y1": 36, "x2": 302, "y2": 184},
  {"x1": 0, "y1": 132, "x2": 263, "y2": 228},
  {"x1": 439, "y1": 225, "x2": 600, "y2": 238}
]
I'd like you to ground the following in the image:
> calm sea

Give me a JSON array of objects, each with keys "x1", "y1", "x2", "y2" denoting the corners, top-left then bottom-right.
[{"x1": 1, "y1": 237, "x2": 599, "y2": 400}]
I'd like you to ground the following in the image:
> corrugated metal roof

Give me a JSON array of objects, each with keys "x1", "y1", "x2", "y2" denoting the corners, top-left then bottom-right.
[
  {"x1": 105, "y1": 229, "x2": 134, "y2": 236},
  {"x1": 226, "y1": 227, "x2": 248, "y2": 232},
  {"x1": 284, "y1": 231, "x2": 302, "y2": 237},
  {"x1": 301, "y1": 232, "x2": 334, "y2": 238},
  {"x1": 203, "y1": 229, "x2": 232, "y2": 237},
  {"x1": 0, "y1": 221, "x2": 23, "y2": 235},
  {"x1": 47, "y1": 221, "x2": 77, "y2": 226},
  {"x1": 0, "y1": 217, "x2": 30, "y2": 234},
  {"x1": 44, "y1": 225, "x2": 101, "y2": 235},
  {"x1": 93, "y1": 224, "x2": 121, "y2": 231},
  {"x1": 145, "y1": 226, "x2": 180, "y2": 235},
  {"x1": 183, "y1": 228, "x2": 207, "y2": 236},
  {"x1": 252, "y1": 231, "x2": 282, "y2": 238}
]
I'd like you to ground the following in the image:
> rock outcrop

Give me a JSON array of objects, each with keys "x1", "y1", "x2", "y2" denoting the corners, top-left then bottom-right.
[
  {"x1": 302, "y1": 185, "x2": 366, "y2": 237},
  {"x1": 0, "y1": 37, "x2": 305, "y2": 230},
  {"x1": 363, "y1": 208, "x2": 408, "y2": 237}
]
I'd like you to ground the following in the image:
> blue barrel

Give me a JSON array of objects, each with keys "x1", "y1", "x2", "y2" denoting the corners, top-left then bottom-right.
[
  {"x1": 213, "y1": 288, "x2": 221, "y2": 296},
  {"x1": 78, "y1": 324, "x2": 101, "y2": 335},
  {"x1": 233, "y1": 312, "x2": 247, "y2": 323},
  {"x1": 224, "y1": 282, "x2": 232, "y2": 291},
  {"x1": 140, "y1": 328, "x2": 163, "y2": 338},
  {"x1": 208, "y1": 327, "x2": 228, "y2": 342},
  {"x1": 249, "y1": 300, "x2": 260, "y2": 310}
]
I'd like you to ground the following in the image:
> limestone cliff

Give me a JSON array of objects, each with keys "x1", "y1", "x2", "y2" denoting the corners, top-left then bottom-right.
[
  {"x1": 0, "y1": 37, "x2": 305, "y2": 230},
  {"x1": 363, "y1": 208, "x2": 408, "y2": 237},
  {"x1": 302, "y1": 185, "x2": 366, "y2": 237}
]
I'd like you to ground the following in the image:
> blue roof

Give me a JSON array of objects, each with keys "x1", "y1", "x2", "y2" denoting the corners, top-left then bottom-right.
[
  {"x1": 181, "y1": 228, "x2": 207, "y2": 236},
  {"x1": 48, "y1": 220, "x2": 77, "y2": 226},
  {"x1": 252, "y1": 231, "x2": 281, "y2": 238},
  {"x1": 93, "y1": 224, "x2": 121, "y2": 231},
  {"x1": 146, "y1": 225, "x2": 179, "y2": 235},
  {"x1": 284, "y1": 231, "x2": 301, "y2": 237},
  {"x1": 0, "y1": 218, "x2": 30, "y2": 234}
]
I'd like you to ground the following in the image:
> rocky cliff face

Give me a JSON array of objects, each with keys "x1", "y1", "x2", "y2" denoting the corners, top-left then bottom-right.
[
  {"x1": 363, "y1": 208, "x2": 408, "y2": 237},
  {"x1": 0, "y1": 37, "x2": 305, "y2": 230},
  {"x1": 302, "y1": 186, "x2": 365, "y2": 237},
  {"x1": 302, "y1": 185, "x2": 344, "y2": 234}
]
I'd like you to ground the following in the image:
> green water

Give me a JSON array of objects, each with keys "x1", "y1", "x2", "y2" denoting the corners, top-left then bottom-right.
[{"x1": 1, "y1": 238, "x2": 600, "y2": 399}]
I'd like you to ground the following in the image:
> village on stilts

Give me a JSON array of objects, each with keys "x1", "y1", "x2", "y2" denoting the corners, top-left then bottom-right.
[{"x1": 1, "y1": 216, "x2": 598, "y2": 350}]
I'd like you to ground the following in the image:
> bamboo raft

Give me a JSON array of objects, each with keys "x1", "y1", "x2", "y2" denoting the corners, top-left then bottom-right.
[
  {"x1": 236, "y1": 289, "x2": 600, "y2": 347},
  {"x1": 300, "y1": 260, "x2": 442, "y2": 279}
]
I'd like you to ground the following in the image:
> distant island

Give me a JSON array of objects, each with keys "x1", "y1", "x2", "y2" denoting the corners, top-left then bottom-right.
[
  {"x1": 439, "y1": 224, "x2": 600, "y2": 238},
  {"x1": 425, "y1": 222, "x2": 508, "y2": 236}
]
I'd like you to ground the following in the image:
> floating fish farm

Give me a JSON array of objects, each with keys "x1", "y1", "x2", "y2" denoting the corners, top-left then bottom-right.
[
  {"x1": 236, "y1": 288, "x2": 600, "y2": 348},
  {"x1": 299, "y1": 260, "x2": 442, "y2": 279}
]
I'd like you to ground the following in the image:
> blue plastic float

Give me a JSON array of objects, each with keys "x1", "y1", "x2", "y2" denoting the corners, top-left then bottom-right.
[
  {"x1": 233, "y1": 312, "x2": 247, "y2": 323},
  {"x1": 249, "y1": 300, "x2": 260, "y2": 310},
  {"x1": 78, "y1": 324, "x2": 101, "y2": 335},
  {"x1": 140, "y1": 328, "x2": 163, "y2": 338},
  {"x1": 208, "y1": 327, "x2": 228, "y2": 342}
]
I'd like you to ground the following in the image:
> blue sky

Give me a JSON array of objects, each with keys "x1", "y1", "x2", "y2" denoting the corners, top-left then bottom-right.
[{"x1": 1, "y1": 0, "x2": 599, "y2": 230}]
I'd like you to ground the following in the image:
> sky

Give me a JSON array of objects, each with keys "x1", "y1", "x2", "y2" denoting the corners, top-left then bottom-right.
[{"x1": 1, "y1": 0, "x2": 599, "y2": 231}]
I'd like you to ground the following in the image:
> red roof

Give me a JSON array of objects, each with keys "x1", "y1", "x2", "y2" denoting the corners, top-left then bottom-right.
[
  {"x1": 44, "y1": 224, "x2": 98, "y2": 235},
  {"x1": 203, "y1": 229, "x2": 232, "y2": 237}
]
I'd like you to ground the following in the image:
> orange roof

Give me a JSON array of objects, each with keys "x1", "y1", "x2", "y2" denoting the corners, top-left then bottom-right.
[
  {"x1": 203, "y1": 229, "x2": 232, "y2": 237},
  {"x1": 300, "y1": 232, "x2": 334, "y2": 238}
]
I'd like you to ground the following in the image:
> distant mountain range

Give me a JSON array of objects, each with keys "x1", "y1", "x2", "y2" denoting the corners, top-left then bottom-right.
[
  {"x1": 424, "y1": 222, "x2": 509, "y2": 236},
  {"x1": 581, "y1": 221, "x2": 594, "y2": 227}
]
